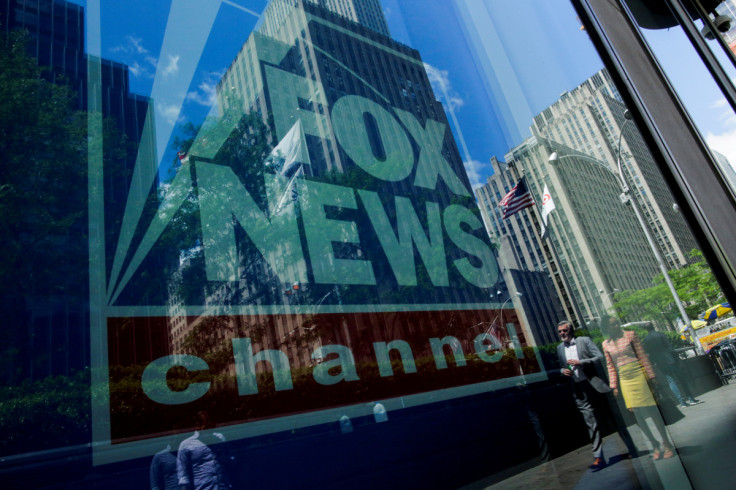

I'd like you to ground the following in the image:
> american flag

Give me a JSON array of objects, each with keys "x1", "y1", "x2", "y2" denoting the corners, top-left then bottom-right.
[{"x1": 499, "y1": 177, "x2": 535, "y2": 219}]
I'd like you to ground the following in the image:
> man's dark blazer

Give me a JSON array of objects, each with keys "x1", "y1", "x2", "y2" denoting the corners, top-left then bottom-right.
[{"x1": 557, "y1": 336, "x2": 611, "y2": 393}]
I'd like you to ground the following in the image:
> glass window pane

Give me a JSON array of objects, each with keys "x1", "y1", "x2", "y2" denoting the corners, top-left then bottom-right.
[{"x1": 1, "y1": 0, "x2": 733, "y2": 488}]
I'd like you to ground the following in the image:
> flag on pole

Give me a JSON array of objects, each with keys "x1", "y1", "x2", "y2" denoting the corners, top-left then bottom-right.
[
  {"x1": 499, "y1": 177, "x2": 535, "y2": 219},
  {"x1": 264, "y1": 119, "x2": 308, "y2": 216},
  {"x1": 273, "y1": 165, "x2": 304, "y2": 216},
  {"x1": 264, "y1": 119, "x2": 305, "y2": 177},
  {"x1": 540, "y1": 184, "x2": 556, "y2": 239}
]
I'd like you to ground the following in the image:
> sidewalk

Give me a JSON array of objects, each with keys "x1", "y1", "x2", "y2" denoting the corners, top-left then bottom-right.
[{"x1": 468, "y1": 382, "x2": 736, "y2": 489}]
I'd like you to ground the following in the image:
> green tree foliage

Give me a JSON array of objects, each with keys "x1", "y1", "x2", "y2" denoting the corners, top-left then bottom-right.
[
  {"x1": 0, "y1": 29, "x2": 130, "y2": 332},
  {"x1": 612, "y1": 249, "x2": 725, "y2": 329},
  {"x1": 0, "y1": 370, "x2": 90, "y2": 456},
  {"x1": 0, "y1": 30, "x2": 87, "y2": 299},
  {"x1": 669, "y1": 249, "x2": 724, "y2": 317},
  {"x1": 162, "y1": 109, "x2": 276, "y2": 304},
  {"x1": 0, "y1": 29, "x2": 131, "y2": 455}
]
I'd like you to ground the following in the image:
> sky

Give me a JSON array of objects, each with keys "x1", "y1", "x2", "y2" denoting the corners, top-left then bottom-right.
[
  {"x1": 640, "y1": 23, "x2": 736, "y2": 170},
  {"x1": 79, "y1": 0, "x2": 736, "y2": 189}
]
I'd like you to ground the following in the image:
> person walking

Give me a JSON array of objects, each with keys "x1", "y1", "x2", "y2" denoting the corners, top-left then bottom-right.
[
  {"x1": 603, "y1": 319, "x2": 675, "y2": 460},
  {"x1": 557, "y1": 320, "x2": 635, "y2": 468},
  {"x1": 642, "y1": 323, "x2": 702, "y2": 408}
]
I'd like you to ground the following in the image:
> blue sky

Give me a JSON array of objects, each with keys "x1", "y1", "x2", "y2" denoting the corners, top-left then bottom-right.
[
  {"x1": 81, "y1": 0, "x2": 736, "y2": 187},
  {"x1": 383, "y1": 0, "x2": 605, "y2": 187},
  {"x1": 641, "y1": 24, "x2": 736, "y2": 169}
]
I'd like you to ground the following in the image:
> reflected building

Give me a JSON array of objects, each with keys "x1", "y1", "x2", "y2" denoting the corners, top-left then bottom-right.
[
  {"x1": 530, "y1": 69, "x2": 698, "y2": 269},
  {"x1": 260, "y1": 0, "x2": 390, "y2": 37},
  {"x1": 477, "y1": 137, "x2": 660, "y2": 329},
  {"x1": 713, "y1": 149, "x2": 736, "y2": 190},
  {"x1": 477, "y1": 69, "x2": 701, "y2": 332},
  {"x1": 0, "y1": 0, "x2": 154, "y2": 381},
  {"x1": 507, "y1": 268, "x2": 565, "y2": 346},
  {"x1": 160, "y1": 0, "x2": 535, "y2": 379}
]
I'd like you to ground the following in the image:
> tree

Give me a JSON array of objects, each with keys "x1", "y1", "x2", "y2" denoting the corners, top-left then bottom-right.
[
  {"x1": 669, "y1": 249, "x2": 724, "y2": 317},
  {"x1": 163, "y1": 108, "x2": 279, "y2": 306},
  {"x1": 0, "y1": 30, "x2": 88, "y2": 383},
  {"x1": 0, "y1": 29, "x2": 135, "y2": 458},
  {"x1": 611, "y1": 249, "x2": 725, "y2": 329}
]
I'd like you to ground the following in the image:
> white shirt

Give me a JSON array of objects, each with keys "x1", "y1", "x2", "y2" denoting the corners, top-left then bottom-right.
[{"x1": 563, "y1": 340, "x2": 587, "y2": 381}]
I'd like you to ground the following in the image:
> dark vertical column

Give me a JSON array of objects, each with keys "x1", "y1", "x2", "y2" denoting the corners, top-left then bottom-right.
[{"x1": 573, "y1": 0, "x2": 736, "y2": 303}]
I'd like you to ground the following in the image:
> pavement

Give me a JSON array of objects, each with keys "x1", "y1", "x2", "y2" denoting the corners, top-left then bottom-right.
[{"x1": 464, "y1": 382, "x2": 736, "y2": 489}]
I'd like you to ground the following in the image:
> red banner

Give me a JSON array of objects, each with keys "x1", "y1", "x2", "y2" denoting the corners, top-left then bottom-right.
[{"x1": 107, "y1": 309, "x2": 540, "y2": 442}]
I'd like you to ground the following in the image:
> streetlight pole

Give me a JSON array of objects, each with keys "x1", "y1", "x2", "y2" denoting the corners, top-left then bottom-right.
[
  {"x1": 547, "y1": 111, "x2": 702, "y2": 353},
  {"x1": 599, "y1": 288, "x2": 620, "y2": 312}
]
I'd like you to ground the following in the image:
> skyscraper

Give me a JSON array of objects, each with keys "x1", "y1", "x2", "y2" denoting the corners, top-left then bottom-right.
[
  {"x1": 477, "y1": 136, "x2": 661, "y2": 328},
  {"x1": 0, "y1": 0, "x2": 155, "y2": 380},
  {"x1": 530, "y1": 69, "x2": 699, "y2": 269},
  {"x1": 259, "y1": 0, "x2": 390, "y2": 38},
  {"x1": 202, "y1": 0, "x2": 514, "y2": 367}
]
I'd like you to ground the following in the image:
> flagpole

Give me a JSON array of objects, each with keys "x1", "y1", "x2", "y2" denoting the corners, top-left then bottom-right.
[
  {"x1": 521, "y1": 170, "x2": 587, "y2": 330},
  {"x1": 542, "y1": 214, "x2": 588, "y2": 330}
]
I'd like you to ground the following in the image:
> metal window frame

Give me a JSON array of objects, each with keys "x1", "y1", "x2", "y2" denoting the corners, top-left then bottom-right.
[{"x1": 573, "y1": 0, "x2": 736, "y2": 305}]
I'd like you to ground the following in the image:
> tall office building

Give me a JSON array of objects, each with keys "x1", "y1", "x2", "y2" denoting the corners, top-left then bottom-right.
[
  {"x1": 477, "y1": 136, "x2": 661, "y2": 328},
  {"x1": 1, "y1": 0, "x2": 155, "y2": 380},
  {"x1": 530, "y1": 69, "x2": 699, "y2": 269},
  {"x1": 1, "y1": 0, "x2": 151, "y2": 152},
  {"x1": 713, "y1": 149, "x2": 736, "y2": 189},
  {"x1": 259, "y1": 0, "x2": 390, "y2": 37},
  {"x1": 174, "y1": 0, "x2": 534, "y2": 373},
  {"x1": 507, "y1": 268, "x2": 566, "y2": 346}
]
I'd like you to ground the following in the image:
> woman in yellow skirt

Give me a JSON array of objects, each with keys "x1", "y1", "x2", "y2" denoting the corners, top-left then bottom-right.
[{"x1": 603, "y1": 319, "x2": 675, "y2": 460}]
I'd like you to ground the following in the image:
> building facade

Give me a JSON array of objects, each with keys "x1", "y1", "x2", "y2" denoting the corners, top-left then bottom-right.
[
  {"x1": 0, "y1": 0, "x2": 154, "y2": 381},
  {"x1": 259, "y1": 0, "x2": 390, "y2": 37},
  {"x1": 477, "y1": 135, "x2": 661, "y2": 329},
  {"x1": 3, "y1": 0, "x2": 736, "y2": 488},
  {"x1": 530, "y1": 69, "x2": 699, "y2": 269}
]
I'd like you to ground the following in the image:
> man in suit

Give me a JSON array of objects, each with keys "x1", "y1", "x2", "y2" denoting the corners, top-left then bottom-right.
[{"x1": 557, "y1": 320, "x2": 634, "y2": 469}]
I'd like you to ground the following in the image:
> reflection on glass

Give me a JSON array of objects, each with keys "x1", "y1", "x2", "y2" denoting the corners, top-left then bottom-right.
[
  {"x1": 557, "y1": 320, "x2": 639, "y2": 470},
  {"x1": 176, "y1": 411, "x2": 233, "y2": 490},
  {"x1": 603, "y1": 319, "x2": 675, "y2": 459},
  {"x1": 339, "y1": 414, "x2": 353, "y2": 433},
  {"x1": 97, "y1": 0, "x2": 543, "y2": 461},
  {"x1": 150, "y1": 438, "x2": 180, "y2": 490},
  {"x1": 0, "y1": 0, "x2": 734, "y2": 488},
  {"x1": 631, "y1": 0, "x2": 736, "y2": 194}
]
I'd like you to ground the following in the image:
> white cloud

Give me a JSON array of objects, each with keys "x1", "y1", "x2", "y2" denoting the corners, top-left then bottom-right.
[
  {"x1": 708, "y1": 96, "x2": 736, "y2": 126},
  {"x1": 111, "y1": 35, "x2": 149, "y2": 56},
  {"x1": 186, "y1": 82, "x2": 217, "y2": 106},
  {"x1": 109, "y1": 35, "x2": 157, "y2": 79},
  {"x1": 128, "y1": 61, "x2": 143, "y2": 78},
  {"x1": 186, "y1": 70, "x2": 225, "y2": 107},
  {"x1": 710, "y1": 97, "x2": 728, "y2": 109},
  {"x1": 162, "y1": 55, "x2": 180, "y2": 77},
  {"x1": 423, "y1": 62, "x2": 464, "y2": 111},
  {"x1": 157, "y1": 103, "x2": 183, "y2": 125},
  {"x1": 706, "y1": 94, "x2": 736, "y2": 169},
  {"x1": 463, "y1": 158, "x2": 489, "y2": 191},
  {"x1": 128, "y1": 36, "x2": 148, "y2": 54}
]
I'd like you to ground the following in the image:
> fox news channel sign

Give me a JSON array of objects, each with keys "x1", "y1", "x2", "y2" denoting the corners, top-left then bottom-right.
[{"x1": 89, "y1": 16, "x2": 545, "y2": 464}]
